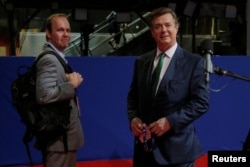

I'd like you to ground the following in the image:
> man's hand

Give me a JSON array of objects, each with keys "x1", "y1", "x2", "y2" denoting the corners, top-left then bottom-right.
[
  {"x1": 131, "y1": 118, "x2": 152, "y2": 143},
  {"x1": 139, "y1": 127, "x2": 151, "y2": 143},
  {"x1": 130, "y1": 117, "x2": 144, "y2": 137},
  {"x1": 66, "y1": 72, "x2": 83, "y2": 88},
  {"x1": 148, "y1": 117, "x2": 171, "y2": 137}
]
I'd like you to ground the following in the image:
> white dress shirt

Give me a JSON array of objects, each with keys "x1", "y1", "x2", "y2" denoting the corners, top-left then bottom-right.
[{"x1": 153, "y1": 43, "x2": 177, "y2": 92}]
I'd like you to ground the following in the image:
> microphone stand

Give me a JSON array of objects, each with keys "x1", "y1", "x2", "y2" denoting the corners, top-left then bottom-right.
[
  {"x1": 200, "y1": 39, "x2": 250, "y2": 83},
  {"x1": 213, "y1": 66, "x2": 250, "y2": 82}
]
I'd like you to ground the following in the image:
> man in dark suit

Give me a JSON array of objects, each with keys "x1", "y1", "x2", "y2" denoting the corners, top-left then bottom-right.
[
  {"x1": 127, "y1": 7, "x2": 209, "y2": 167},
  {"x1": 35, "y1": 13, "x2": 84, "y2": 167}
]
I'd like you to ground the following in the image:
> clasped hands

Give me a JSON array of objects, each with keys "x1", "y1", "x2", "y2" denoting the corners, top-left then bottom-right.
[
  {"x1": 131, "y1": 117, "x2": 171, "y2": 143},
  {"x1": 66, "y1": 72, "x2": 83, "y2": 88}
]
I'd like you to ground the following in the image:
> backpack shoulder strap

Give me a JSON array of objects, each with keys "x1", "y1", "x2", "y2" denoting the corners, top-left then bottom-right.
[{"x1": 36, "y1": 50, "x2": 72, "y2": 73}]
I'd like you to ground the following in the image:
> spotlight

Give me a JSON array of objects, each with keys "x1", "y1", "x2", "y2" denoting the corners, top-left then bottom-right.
[
  {"x1": 73, "y1": 8, "x2": 88, "y2": 21},
  {"x1": 168, "y1": 3, "x2": 176, "y2": 12},
  {"x1": 116, "y1": 12, "x2": 131, "y2": 23},
  {"x1": 183, "y1": 0, "x2": 197, "y2": 17},
  {"x1": 51, "y1": 1, "x2": 59, "y2": 9},
  {"x1": 225, "y1": 5, "x2": 237, "y2": 19},
  {"x1": 5, "y1": 2, "x2": 13, "y2": 11}
]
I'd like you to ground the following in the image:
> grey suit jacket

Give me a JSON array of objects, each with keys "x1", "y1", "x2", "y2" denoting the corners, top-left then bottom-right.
[
  {"x1": 35, "y1": 44, "x2": 84, "y2": 151},
  {"x1": 127, "y1": 45, "x2": 209, "y2": 164}
]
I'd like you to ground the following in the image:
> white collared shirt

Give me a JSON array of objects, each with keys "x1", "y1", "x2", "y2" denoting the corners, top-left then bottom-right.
[
  {"x1": 153, "y1": 43, "x2": 177, "y2": 92},
  {"x1": 45, "y1": 42, "x2": 68, "y2": 63}
]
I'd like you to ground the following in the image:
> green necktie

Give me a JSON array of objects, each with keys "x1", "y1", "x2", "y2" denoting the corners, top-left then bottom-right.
[{"x1": 151, "y1": 53, "x2": 165, "y2": 96}]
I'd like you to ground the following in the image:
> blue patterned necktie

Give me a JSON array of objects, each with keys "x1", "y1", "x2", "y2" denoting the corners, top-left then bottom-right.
[{"x1": 151, "y1": 53, "x2": 165, "y2": 96}]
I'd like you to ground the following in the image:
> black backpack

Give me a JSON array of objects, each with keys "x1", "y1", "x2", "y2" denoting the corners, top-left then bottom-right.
[{"x1": 11, "y1": 50, "x2": 73, "y2": 166}]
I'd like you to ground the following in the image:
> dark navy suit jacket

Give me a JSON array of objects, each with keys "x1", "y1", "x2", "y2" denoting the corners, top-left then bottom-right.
[{"x1": 127, "y1": 45, "x2": 209, "y2": 165}]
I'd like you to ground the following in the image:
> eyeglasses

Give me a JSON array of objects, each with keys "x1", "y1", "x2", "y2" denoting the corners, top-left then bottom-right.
[{"x1": 143, "y1": 127, "x2": 152, "y2": 152}]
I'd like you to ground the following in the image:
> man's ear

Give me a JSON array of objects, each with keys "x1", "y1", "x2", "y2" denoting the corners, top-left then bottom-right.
[
  {"x1": 150, "y1": 28, "x2": 155, "y2": 38},
  {"x1": 46, "y1": 29, "x2": 51, "y2": 40}
]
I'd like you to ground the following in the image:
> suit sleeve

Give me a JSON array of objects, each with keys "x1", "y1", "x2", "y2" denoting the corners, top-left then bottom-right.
[
  {"x1": 167, "y1": 57, "x2": 210, "y2": 134},
  {"x1": 35, "y1": 54, "x2": 75, "y2": 104},
  {"x1": 127, "y1": 58, "x2": 139, "y2": 122}
]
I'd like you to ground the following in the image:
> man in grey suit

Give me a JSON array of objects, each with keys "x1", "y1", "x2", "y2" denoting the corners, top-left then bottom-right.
[
  {"x1": 35, "y1": 13, "x2": 84, "y2": 167},
  {"x1": 127, "y1": 7, "x2": 209, "y2": 167}
]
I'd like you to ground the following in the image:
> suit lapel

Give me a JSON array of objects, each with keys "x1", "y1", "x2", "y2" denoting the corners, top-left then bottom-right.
[
  {"x1": 144, "y1": 51, "x2": 156, "y2": 91},
  {"x1": 156, "y1": 46, "x2": 186, "y2": 95}
]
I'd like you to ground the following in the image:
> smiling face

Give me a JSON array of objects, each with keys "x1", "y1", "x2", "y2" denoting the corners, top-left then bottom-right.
[
  {"x1": 46, "y1": 16, "x2": 71, "y2": 52},
  {"x1": 150, "y1": 11, "x2": 179, "y2": 52}
]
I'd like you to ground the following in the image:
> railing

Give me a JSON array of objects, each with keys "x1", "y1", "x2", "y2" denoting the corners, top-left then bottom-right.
[{"x1": 64, "y1": 12, "x2": 151, "y2": 56}]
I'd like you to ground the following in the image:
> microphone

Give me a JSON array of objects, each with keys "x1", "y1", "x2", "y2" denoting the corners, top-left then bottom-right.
[
  {"x1": 213, "y1": 66, "x2": 250, "y2": 82},
  {"x1": 200, "y1": 39, "x2": 250, "y2": 82},
  {"x1": 200, "y1": 39, "x2": 214, "y2": 84},
  {"x1": 213, "y1": 66, "x2": 227, "y2": 75}
]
